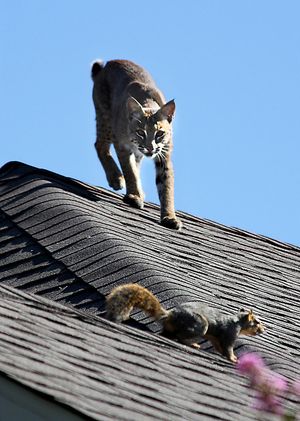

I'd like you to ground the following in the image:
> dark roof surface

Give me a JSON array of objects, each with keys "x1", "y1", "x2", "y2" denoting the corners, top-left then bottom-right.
[
  {"x1": 0, "y1": 161, "x2": 299, "y2": 420},
  {"x1": 0, "y1": 283, "x2": 255, "y2": 421}
]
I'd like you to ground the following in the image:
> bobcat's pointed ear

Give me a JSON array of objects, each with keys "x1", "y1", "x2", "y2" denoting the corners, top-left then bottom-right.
[
  {"x1": 127, "y1": 97, "x2": 144, "y2": 120},
  {"x1": 157, "y1": 99, "x2": 176, "y2": 123}
]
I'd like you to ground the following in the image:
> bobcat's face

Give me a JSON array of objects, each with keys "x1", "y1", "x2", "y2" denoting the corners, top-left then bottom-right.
[
  {"x1": 129, "y1": 115, "x2": 172, "y2": 159},
  {"x1": 127, "y1": 97, "x2": 175, "y2": 160}
]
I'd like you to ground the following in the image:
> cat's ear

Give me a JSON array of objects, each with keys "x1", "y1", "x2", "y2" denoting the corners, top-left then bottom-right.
[
  {"x1": 157, "y1": 100, "x2": 176, "y2": 123},
  {"x1": 127, "y1": 97, "x2": 144, "y2": 120}
]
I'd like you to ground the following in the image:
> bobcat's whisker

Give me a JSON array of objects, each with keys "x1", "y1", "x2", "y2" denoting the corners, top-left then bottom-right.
[
  {"x1": 159, "y1": 150, "x2": 167, "y2": 162},
  {"x1": 92, "y1": 59, "x2": 181, "y2": 229},
  {"x1": 157, "y1": 152, "x2": 166, "y2": 168}
]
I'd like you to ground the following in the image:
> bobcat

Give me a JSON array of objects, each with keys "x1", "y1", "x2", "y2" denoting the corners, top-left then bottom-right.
[{"x1": 91, "y1": 59, "x2": 181, "y2": 230}]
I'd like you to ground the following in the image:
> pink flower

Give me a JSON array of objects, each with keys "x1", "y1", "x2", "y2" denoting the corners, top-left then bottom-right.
[
  {"x1": 237, "y1": 353, "x2": 289, "y2": 416},
  {"x1": 253, "y1": 392, "x2": 284, "y2": 416},
  {"x1": 256, "y1": 372, "x2": 288, "y2": 414},
  {"x1": 266, "y1": 372, "x2": 288, "y2": 395},
  {"x1": 237, "y1": 353, "x2": 265, "y2": 379}
]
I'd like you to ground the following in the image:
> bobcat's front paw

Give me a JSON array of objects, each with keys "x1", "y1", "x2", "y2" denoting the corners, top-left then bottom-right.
[
  {"x1": 108, "y1": 175, "x2": 125, "y2": 191},
  {"x1": 161, "y1": 216, "x2": 182, "y2": 230},
  {"x1": 123, "y1": 194, "x2": 144, "y2": 209}
]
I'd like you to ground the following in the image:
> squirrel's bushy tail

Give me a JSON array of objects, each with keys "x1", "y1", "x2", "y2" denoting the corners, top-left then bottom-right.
[
  {"x1": 106, "y1": 283, "x2": 168, "y2": 323},
  {"x1": 91, "y1": 60, "x2": 105, "y2": 81}
]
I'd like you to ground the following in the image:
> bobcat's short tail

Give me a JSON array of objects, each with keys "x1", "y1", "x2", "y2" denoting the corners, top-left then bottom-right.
[{"x1": 91, "y1": 60, "x2": 105, "y2": 81}]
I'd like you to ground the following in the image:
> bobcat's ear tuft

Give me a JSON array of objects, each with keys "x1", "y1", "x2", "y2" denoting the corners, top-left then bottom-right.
[
  {"x1": 127, "y1": 97, "x2": 144, "y2": 120},
  {"x1": 158, "y1": 99, "x2": 176, "y2": 123}
]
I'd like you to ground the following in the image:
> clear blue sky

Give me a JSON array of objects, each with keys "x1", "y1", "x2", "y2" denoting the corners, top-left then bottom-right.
[{"x1": 1, "y1": 1, "x2": 299, "y2": 246}]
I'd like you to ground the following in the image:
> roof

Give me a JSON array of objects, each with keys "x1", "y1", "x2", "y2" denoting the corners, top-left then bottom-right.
[{"x1": 0, "y1": 161, "x2": 299, "y2": 420}]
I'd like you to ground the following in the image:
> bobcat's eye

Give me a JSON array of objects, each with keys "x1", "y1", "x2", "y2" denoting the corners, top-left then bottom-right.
[
  {"x1": 136, "y1": 129, "x2": 146, "y2": 138},
  {"x1": 155, "y1": 130, "x2": 165, "y2": 142}
]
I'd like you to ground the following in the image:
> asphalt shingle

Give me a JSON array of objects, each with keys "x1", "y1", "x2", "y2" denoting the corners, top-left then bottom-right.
[{"x1": 0, "y1": 161, "x2": 299, "y2": 420}]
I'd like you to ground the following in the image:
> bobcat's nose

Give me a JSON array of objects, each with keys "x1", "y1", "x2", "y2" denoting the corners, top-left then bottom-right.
[
  {"x1": 147, "y1": 145, "x2": 154, "y2": 153},
  {"x1": 143, "y1": 144, "x2": 155, "y2": 157},
  {"x1": 146, "y1": 142, "x2": 156, "y2": 153}
]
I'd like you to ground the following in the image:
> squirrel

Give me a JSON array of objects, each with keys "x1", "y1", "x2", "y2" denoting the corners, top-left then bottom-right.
[{"x1": 105, "y1": 283, "x2": 265, "y2": 362}]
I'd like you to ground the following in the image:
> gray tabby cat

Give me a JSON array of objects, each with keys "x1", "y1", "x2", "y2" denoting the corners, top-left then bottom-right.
[{"x1": 91, "y1": 59, "x2": 181, "y2": 230}]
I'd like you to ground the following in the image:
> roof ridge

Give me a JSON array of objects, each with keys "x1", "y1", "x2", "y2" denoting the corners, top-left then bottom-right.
[
  {"x1": 1, "y1": 160, "x2": 299, "y2": 252},
  {"x1": 0, "y1": 160, "x2": 106, "y2": 202}
]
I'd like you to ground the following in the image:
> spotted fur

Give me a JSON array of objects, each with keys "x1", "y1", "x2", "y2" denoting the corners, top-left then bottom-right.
[{"x1": 91, "y1": 59, "x2": 181, "y2": 229}]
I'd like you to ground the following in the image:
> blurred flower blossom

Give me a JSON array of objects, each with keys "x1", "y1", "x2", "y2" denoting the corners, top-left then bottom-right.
[
  {"x1": 237, "y1": 352, "x2": 265, "y2": 377},
  {"x1": 237, "y1": 353, "x2": 298, "y2": 419},
  {"x1": 253, "y1": 391, "x2": 284, "y2": 416}
]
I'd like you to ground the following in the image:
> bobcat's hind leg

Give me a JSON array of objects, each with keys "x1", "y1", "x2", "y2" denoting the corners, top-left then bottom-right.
[{"x1": 95, "y1": 120, "x2": 125, "y2": 191}]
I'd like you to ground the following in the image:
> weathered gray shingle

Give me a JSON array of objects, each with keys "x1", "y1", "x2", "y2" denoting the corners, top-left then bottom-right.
[{"x1": 0, "y1": 161, "x2": 299, "y2": 420}]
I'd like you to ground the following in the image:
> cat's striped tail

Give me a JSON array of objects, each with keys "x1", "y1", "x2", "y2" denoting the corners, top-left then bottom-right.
[{"x1": 91, "y1": 60, "x2": 105, "y2": 80}]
